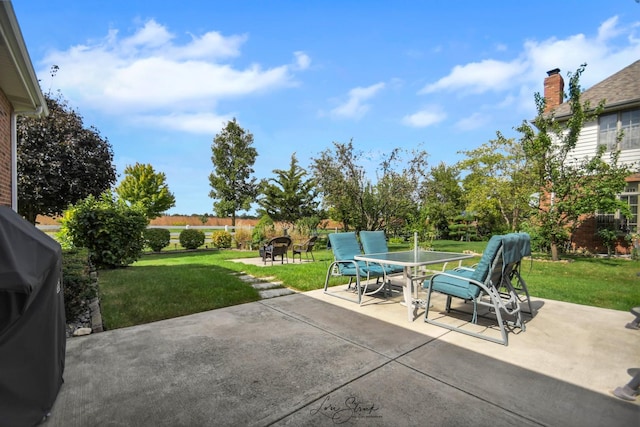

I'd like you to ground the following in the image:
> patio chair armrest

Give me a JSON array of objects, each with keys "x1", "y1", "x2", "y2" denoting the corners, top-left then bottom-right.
[{"x1": 428, "y1": 270, "x2": 484, "y2": 288}]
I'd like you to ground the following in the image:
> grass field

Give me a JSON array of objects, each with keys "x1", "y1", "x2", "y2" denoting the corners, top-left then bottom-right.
[{"x1": 98, "y1": 240, "x2": 640, "y2": 330}]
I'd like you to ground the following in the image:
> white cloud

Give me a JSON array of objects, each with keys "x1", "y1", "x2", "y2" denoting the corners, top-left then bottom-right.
[
  {"x1": 39, "y1": 19, "x2": 307, "y2": 128},
  {"x1": 495, "y1": 43, "x2": 508, "y2": 52},
  {"x1": 329, "y1": 82, "x2": 386, "y2": 119},
  {"x1": 419, "y1": 15, "x2": 640, "y2": 112},
  {"x1": 416, "y1": 16, "x2": 640, "y2": 130},
  {"x1": 455, "y1": 112, "x2": 489, "y2": 131},
  {"x1": 121, "y1": 19, "x2": 174, "y2": 51},
  {"x1": 133, "y1": 112, "x2": 233, "y2": 134},
  {"x1": 419, "y1": 59, "x2": 525, "y2": 94},
  {"x1": 294, "y1": 51, "x2": 311, "y2": 70},
  {"x1": 402, "y1": 106, "x2": 446, "y2": 128},
  {"x1": 522, "y1": 16, "x2": 640, "y2": 87}
]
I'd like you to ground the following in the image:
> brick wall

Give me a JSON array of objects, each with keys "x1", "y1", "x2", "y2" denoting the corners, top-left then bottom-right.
[
  {"x1": 572, "y1": 215, "x2": 632, "y2": 255},
  {"x1": 0, "y1": 90, "x2": 12, "y2": 207}
]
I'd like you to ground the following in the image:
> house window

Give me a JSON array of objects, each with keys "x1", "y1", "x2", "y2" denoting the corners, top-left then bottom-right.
[
  {"x1": 596, "y1": 182, "x2": 639, "y2": 233},
  {"x1": 620, "y1": 110, "x2": 640, "y2": 150},
  {"x1": 599, "y1": 109, "x2": 640, "y2": 151}
]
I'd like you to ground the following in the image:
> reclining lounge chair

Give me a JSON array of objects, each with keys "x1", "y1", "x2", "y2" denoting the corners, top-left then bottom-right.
[{"x1": 423, "y1": 233, "x2": 530, "y2": 345}]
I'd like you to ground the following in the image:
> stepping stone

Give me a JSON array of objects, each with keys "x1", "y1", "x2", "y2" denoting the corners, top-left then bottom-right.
[
  {"x1": 252, "y1": 282, "x2": 281, "y2": 290},
  {"x1": 259, "y1": 288, "x2": 295, "y2": 299},
  {"x1": 237, "y1": 273, "x2": 294, "y2": 299}
]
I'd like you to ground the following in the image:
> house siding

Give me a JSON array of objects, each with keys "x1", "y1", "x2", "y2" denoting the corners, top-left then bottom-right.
[
  {"x1": 568, "y1": 120, "x2": 640, "y2": 166},
  {"x1": 619, "y1": 148, "x2": 640, "y2": 167},
  {"x1": 0, "y1": 89, "x2": 12, "y2": 207},
  {"x1": 569, "y1": 121, "x2": 598, "y2": 160},
  {"x1": 567, "y1": 117, "x2": 640, "y2": 255}
]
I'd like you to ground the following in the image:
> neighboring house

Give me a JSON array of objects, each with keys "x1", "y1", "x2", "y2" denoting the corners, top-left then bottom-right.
[
  {"x1": 0, "y1": 1, "x2": 48, "y2": 211},
  {"x1": 543, "y1": 60, "x2": 640, "y2": 253}
]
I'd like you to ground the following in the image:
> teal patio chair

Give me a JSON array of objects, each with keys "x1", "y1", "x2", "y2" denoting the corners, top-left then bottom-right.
[
  {"x1": 499, "y1": 233, "x2": 534, "y2": 314},
  {"x1": 359, "y1": 231, "x2": 404, "y2": 275},
  {"x1": 423, "y1": 234, "x2": 528, "y2": 345},
  {"x1": 323, "y1": 232, "x2": 389, "y2": 305},
  {"x1": 448, "y1": 233, "x2": 533, "y2": 314}
]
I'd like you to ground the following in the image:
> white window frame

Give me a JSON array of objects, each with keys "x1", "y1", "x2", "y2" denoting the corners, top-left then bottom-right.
[
  {"x1": 596, "y1": 182, "x2": 638, "y2": 234},
  {"x1": 598, "y1": 108, "x2": 640, "y2": 151}
]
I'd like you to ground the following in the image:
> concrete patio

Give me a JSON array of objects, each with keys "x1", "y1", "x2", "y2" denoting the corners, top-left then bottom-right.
[{"x1": 44, "y1": 281, "x2": 639, "y2": 426}]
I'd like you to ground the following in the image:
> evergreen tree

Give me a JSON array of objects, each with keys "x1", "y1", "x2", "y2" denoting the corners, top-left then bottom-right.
[{"x1": 257, "y1": 153, "x2": 319, "y2": 226}]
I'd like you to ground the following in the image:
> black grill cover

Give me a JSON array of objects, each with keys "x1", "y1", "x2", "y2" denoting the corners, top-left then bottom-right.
[{"x1": 0, "y1": 206, "x2": 65, "y2": 426}]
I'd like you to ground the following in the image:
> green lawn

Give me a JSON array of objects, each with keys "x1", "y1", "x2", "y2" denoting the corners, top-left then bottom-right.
[
  {"x1": 99, "y1": 251, "x2": 261, "y2": 329},
  {"x1": 98, "y1": 241, "x2": 640, "y2": 330}
]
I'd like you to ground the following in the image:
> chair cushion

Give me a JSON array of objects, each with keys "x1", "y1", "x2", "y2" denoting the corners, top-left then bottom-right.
[
  {"x1": 359, "y1": 231, "x2": 403, "y2": 274},
  {"x1": 328, "y1": 232, "x2": 361, "y2": 261},
  {"x1": 430, "y1": 271, "x2": 482, "y2": 300},
  {"x1": 501, "y1": 233, "x2": 531, "y2": 264},
  {"x1": 360, "y1": 230, "x2": 388, "y2": 254},
  {"x1": 338, "y1": 261, "x2": 385, "y2": 277},
  {"x1": 384, "y1": 264, "x2": 404, "y2": 274},
  {"x1": 470, "y1": 235, "x2": 502, "y2": 283}
]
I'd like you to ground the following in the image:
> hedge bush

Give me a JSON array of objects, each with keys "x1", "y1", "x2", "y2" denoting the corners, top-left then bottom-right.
[
  {"x1": 144, "y1": 228, "x2": 171, "y2": 252},
  {"x1": 61, "y1": 192, "x2": 148, "y2": 268},
  {"x1": 62, "y1": 248, "x2": 96, "y2": 322},
  {"x1": 252, "y1": 215, "x2": 274, "y2": 244},
  {"x1": 179, "y1": 229, "x2": 205, "y2": 249},
  {"x1": 211, "y1": 230, "x2": 232, "y2": 248}
]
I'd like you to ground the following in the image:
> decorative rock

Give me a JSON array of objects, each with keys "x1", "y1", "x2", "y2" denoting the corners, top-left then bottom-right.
[{"x1": 73, "y1": 327, "x2": 92, "y2": 336}]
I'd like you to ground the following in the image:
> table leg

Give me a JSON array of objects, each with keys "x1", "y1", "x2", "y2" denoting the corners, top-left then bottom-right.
[{"x1": 403, "y1": 266, "x2": 414, "y2": 322}]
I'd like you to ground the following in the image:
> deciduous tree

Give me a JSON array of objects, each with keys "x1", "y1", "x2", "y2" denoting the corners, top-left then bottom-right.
[
  {"x1": 519, "y1": 64, "x2": 631, "y2": 260},
  {"x1": 116, "y1": 162, "x2": 176, "y2": 220},
  {"x1": 208, "y1": 119, "x2": 259, "y2": 226},
  {"x1": 419, "y1": 162, "x2": 464, "y2": 238},
  {"x1": 311, "y1": 140, "x2": 427, "y2": 232},
  {"x1": 17, "y1": 93, "x2": 116, "y2": 223},
  {"x1": 458, "y1": 133, "x2": 535, "y2": 234}
]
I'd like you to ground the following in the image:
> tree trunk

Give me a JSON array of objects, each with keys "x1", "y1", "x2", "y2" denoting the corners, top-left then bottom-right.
[
  {"x1": 22, "y1": 205, "x2": 38, "y2": 224},
  {"x1": 550, "y1": 241, "x2": 559, "y2": 261}
]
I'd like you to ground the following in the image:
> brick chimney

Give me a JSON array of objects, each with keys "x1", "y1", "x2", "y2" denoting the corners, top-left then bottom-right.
[{"x1": 543, "y1": 68, "x2": 564, "y2": 113}]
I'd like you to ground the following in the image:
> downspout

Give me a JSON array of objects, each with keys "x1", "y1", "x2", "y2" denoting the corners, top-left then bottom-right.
[{"x1": 11, "y1": 106, "x2": 43, "y2": 211}]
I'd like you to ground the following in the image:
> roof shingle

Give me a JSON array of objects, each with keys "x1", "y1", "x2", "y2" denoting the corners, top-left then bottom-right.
[{"x1": 552, "y1": 60, "x2": 640, "y2": 118}]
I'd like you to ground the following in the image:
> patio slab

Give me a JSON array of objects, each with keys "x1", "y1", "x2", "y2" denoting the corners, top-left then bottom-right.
[{"x1": 44, "y1": 290, "x2": 639, "y2": 426}]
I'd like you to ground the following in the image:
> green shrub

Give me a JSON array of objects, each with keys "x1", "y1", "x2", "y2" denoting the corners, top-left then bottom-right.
[
  {"x1": 295, "y1": 216, "x2": 321, "y2": 236},
  {"x1": 252, "y1": 215, "x2": 274, "y2": 244},
  {"x1": 62, "y1": 248, "x2": 96, "y2": 321},
  {"x1": 233, "y1": 227, "x2": 252, "y2": 248},
  {"x1": 520, "y1": 221, "x2": 569, "y2": 254},
  {"x1": 211, "y1": 230, "x2": 232, "y2": 248},
  {"x1": 388, "y1": 237, "x2": 404, "y2": 245},
  {"x1": 61, "y1": 192, "x2": 148, "y2": 268},
  {"x1": 179, "y1": 229, "x2": 205, "y2": 249},
  {"x1": 144, "y1": 228, "x2": 171, "y2": 252}
]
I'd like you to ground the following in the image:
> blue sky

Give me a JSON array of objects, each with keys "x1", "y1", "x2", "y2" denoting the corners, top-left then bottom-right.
[{"x1": 13, "y1": 0, "x2": 640, "y2": 215}]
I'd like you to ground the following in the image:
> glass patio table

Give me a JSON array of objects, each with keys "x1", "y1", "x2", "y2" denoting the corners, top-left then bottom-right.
[{"x1": 354, "y1": 250, "x2": 474, "y2": 322}]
